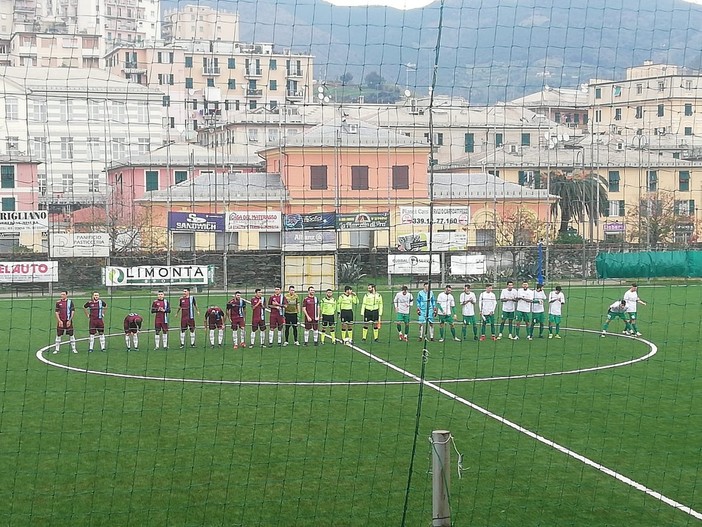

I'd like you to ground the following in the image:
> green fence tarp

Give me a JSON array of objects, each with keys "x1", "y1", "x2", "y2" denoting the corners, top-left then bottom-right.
[{"x1": 596, "y1": 251, "x2": 702, "y2": 278}]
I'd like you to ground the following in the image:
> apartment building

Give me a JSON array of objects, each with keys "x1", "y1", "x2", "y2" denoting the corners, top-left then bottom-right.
[
  {"x1": 0, "y1": 67, "x2": 164, "y2": 212},
  {"x1": 105, "y1": 39, "x2": 315, "y2": 139},
  {"x1": 509, "y1": 87, "x2": 590, "y2": 132},
  {"x1": 7, "y1": 31, "x2": 101, "y2": 68},
  {"x1": 162, "y1": 5, "x2": 240, "y2": 43}
]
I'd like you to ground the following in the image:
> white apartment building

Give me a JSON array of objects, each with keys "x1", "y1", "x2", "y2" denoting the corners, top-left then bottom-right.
[
  {"x1": 162, "y1": 5, "x2": 240, "y2": 43},
  {"x1": 0, "y1": 67, "x2": 164, "y2": 209}
]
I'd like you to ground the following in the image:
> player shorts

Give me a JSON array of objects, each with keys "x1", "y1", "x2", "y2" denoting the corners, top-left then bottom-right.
[
  {"x1": 56, "y1": 322, "x2": 74, "y2": 337},
  {"x1": 285, "y1": 313, "x2": 299, "y2": 326},
  {"x1": 438, "y1": 314, "x2": 453, "y2": 324},
  {"x1": 340, "y1": 309, "x2": 354, "y2": 324},
  {"x1": 251, "y1": 319, "x2": 266, "y2": 331},
  {"x1": 270, "y1": 313, "x2": 285, "y2": 329},
  {"x1": 230, "y1": 317, "x2": 245, "y2": 330},
  {"x1": 481, "y1": 314, "x2": 495, "y2": 325},
  {"x1": 396, "y1": 313, "x2": 410, "y2": 323},
  {"x1": 321, "y1": 314, "x2": 335, "y2": 327},
  {"x1": 548, "y1": 314, "x2": 561, "y2": 325},
  {"x1": 628, "y1": 311, "x2": 638, "y2": 321},
  {"x1": 462, "y1": 315, "x2": 476, "y2": 325},
  {"x1": 207, "y1": 321, "x2": 224, "y2": 330},
  {"x1": 417, "y1": 311, "x2": 435, "y2": 324},
  {"x1": 531, "y1": 312, "x2": 545, "y2": 325},
  {"x1": 155, "y1": 321, "x2": 169, "y2": 333},
  {"x1": 304, "y1": 319, "x2": 319, "y2": 330},
  {"x1": 181, "y1": 318, "x2": 195, "y2": 331},
  {"x1": 515, "y1": 311, "x2": 531, "y2": 323},
  {"x1": 607, "y1": 311, "x2": 628, "y2": 322},
  {"x1": 89, "y1": 320, "x2": 105, "y2": 335},
  {"x1": 124, "y1": 322, "x2": 141, "y2": 334},
  {"x1": 501, "y1": 311, "x2": 515, "y2": 320},
  {"x1": 363, "y1": 309, "x2": 379, "y2": 323}
]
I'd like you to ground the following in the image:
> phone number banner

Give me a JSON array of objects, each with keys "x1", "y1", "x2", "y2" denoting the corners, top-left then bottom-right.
[{"x1": 400, "y1": 206, "x2": 470, "y2": 226}]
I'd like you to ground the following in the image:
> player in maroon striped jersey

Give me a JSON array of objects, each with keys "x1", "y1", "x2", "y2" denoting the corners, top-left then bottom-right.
[
  {"x1": 226, "y1": 291, "x2": 246, "y2": 349},
  {"x1": 267, "y1": 285, "x2": 287, "y2": 346},
  {"x1": 151, "y1": 290, "x2": 170, "y2": 350},
  {"x1": 83, "y1": 291, "x2": 107, "y2": 352},
  {"x1": 301, "y1": 286, "x2": 319, "y2": 346},
  {"x1": 205, "y1": 305, "x2": 225, "y2": 348},
  {"x1": 250, "y1": 289, "x2": 267, "y2": 348},
  {"x1": 176, "y1": 288, "x2": 199, "y2": 348},
  {"x1": 53, "y1": 290, "x2": 77, "y2": 354},
  {"x1": 123, "y1": 312, "x2": 143, "y2": 351}
]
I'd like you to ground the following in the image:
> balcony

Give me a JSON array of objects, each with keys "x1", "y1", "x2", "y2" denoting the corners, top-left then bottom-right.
[
  {"x1": 286, "y1": 90, "x2": 304, "y2": 101},
  {"x1": 286, "y1": 68, "x2": 303, "y2": 78},
  {"x1": 245, "y1": 88, "x2": 263, "y2": 97},
  {"x1": 244, "y1": 67, "x2": 262, "y2": 77},
  {"x1": 203, "y1": 65, "x2": 221, "y2": 76},
  {"x1": 123, "y1": 61, "x2": 146, "y2": 73}
]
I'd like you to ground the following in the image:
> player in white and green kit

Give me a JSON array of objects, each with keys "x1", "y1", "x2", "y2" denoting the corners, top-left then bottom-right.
[
  {"x1": 393, "y1": 285, "x2": 413, "y2": 341},
  {"x1": 623, "y1": 283, "x2": 647, "y2": 336},
  {"x1": 436, "y1": 285, "x2": 460, "y2": 342},
  {"x1": 497, "y1": 280, "x2": 518, "y2": 339},
  {"x1": 548, "y1": 285, "x2": 565, "y2": 338},
  {"x1": 459, "y1": 284, "x2": 478, "y2": 341},
  {"x1": 320, "y1": 288, "x2": 338, "y2": 344},
  {"x1": 529, "y1": 283, "x2": 547, "y2": 339},
  {"x1": 513, "y1": 281, "x2": 534, "y2": 340},
  {"x1": 479, "y1": 284, "x2": 498, "y2": 341},
  {"x1": 601, "y1": 300, "x2": 628, "y2": 337}
]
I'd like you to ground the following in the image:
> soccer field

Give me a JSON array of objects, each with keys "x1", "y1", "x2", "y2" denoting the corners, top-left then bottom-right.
[{"x1": 1, "y1": 282, "x2": 701, "y2": 526}]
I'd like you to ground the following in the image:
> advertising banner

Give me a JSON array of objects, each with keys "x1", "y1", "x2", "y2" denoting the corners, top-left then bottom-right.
[
  {"x1": 450, "y1": 254, "x2": 487, "y2": 275},
  {"x1": 0, "y1": 261, "x2": 58, "y2": 283},
  {"x1": 337, "y1": 212, "x2": 390, "y2": 230},
  {"x1": 104, "y1": 265, "x2": 214, "y2": 286},
  {"x1": 603, "y1": 222, "x2": 625, "y2": 233},
  {"x1": 168, "y1": 212, "x2": 225, "y2": 232},
  {"x1": 50, "y1": 233, "x2": 110, "y2": 257},
  {"x1": 226, "y1": 211, "x2": 282, "y2": 232},
  {"x1": 282, "y1": 231, "x2": 337, "y2": 252},
  {"x1": 283, "y1": 212, "x2": 336, "y2": 231},
  {"x1": 387, "y1": 254, "x2": 441, "y2": 275},
  {"x1": 0, "y1": 210, "x2": 49, "y2": 233},
  {"x1": 396, "y1": 232, "x2": 467, "y2": 252},
  {"x1": 399, "y1": 206, "x2": 470, "y2": 226}
]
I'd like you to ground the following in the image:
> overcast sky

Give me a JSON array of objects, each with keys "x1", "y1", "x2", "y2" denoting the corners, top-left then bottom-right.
[{"x1": 322, "y1": 0, "x2": 435, "y2": 9}]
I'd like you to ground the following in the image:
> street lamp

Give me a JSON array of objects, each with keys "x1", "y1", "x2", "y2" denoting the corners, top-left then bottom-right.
[
  {"x1": 632, "y1": 133, "x2": 649, "y2": 248},
  {"x1": 405, "y1": 62, "x2": 416, "y2": 92}
]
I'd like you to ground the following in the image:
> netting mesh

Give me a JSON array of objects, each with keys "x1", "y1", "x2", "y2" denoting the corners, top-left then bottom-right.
[{"x1": 2, "y1": 0, "x2": 702, "y2": 525}]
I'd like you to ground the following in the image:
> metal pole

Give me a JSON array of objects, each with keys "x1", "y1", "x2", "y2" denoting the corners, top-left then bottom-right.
[{"x1": 431, "y1": 430, "x2": 451, "y2": 527}]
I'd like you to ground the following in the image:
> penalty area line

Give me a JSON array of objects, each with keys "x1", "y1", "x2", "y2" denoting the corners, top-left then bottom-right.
[{"x1": 345, "y1": 340, "x2": 702, "y2": 522}]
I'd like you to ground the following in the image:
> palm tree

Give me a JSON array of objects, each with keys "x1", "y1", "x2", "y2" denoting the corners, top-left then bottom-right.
[{"x1": 544, "y1": 170, "x2": 609, "y2": 235}]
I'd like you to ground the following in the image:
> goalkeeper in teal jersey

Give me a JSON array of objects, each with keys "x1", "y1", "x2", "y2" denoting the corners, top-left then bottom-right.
[{"x1": 601, "y1": 300, "x2": 628, "y2": 337}]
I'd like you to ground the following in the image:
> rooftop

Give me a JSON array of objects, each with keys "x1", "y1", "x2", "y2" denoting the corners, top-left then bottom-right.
[{"x1": 432, "y1": 172, "x2": 556, "y2": 201}]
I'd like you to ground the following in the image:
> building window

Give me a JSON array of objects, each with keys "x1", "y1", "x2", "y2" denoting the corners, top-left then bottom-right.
[
  {"x1": 175, "y1": 170, "x2": 188, "y2": 184},
  {"x1": 685, "y1": 104, "x2": 693, "y2": 116},
  {"x1": 392, "y1": 165, "x2": 409, "y2": 189},
  {"x1": 6, "y1": 136, "x2": 19, "y2": 155},
  {"x1": 614, "y1": 108, "x2": 622, "y2": 121},
  {"x1": 111, "y1": 139, "x2": 127, "y2": 160},
  {"x1": 249, "y1": 100, "x2": 257, "y2": 110},
  {"x1": 136, "y1": 102, "x2": 148, "y2": 124},
  {"x1": 267, "y1": 128, "x2": 279, "y2": 143},
  {"x1": 613, "y1": 86, "x2": 622, "y2": 97},
  {"x1": 657, "y1": 104, "x2": 664, "y2": 117},
  {"x1": 38, "y1": 173, "x2": 46, "y2": 195},
  {"x1": 162, "y1": 96, "x2": 170, "y2": 107},
  {"x1": 608, "y1": 171, "x2": 620, "y2": 192},
  {"x1": 185, "y1": 56, "x2": 193, "y2": 68},
  {"x1": 157, "y1": 51, "x2": 162, "y2": 63},
  {"x1": 658, "y1": 81, "x2": 665, "y2": 91},
  {"x1": 310, "y1": 166, "x2": 328, "y2": 190},
  {"x1": 59, "y1": 100, "x2": 72, "y2": 122},
  {"x1": 228, "y1": 78, "x2": 236, "y2": 89},
  {"x1": 475, "y1": 228, "x2": 495, "y2": 246},
  {"x1": 647, "y1": 170, "x2": 658, "y2": 191},
  {"x1": 172, "y1": 232, "x2": 194, "y2": 251},
  {"x1": 207, "y1": 78, "x2": 215, "y2": 87},
  {"x1": 247, "y1": 128, "x2": 259, "y2": 143},
  {"x1": 635, "y1": 106, "x2": 643, "y2": 119},
  {"x1": 594, "y1": 110, "x2": 602, "y2": 123},
  {"x1": 112, "y1": 101, "x2": 126, "y2": 123},
  {"x1": 62, "y1": 173, "x2": 73, "y2": 193},
  {"x1": 32, "y1": 101, "x2": 47, "y2": 122},
  {"x1": 145, "y1": 170, "x2": 159, "y2": 191},
  {"x1": 608, "y1": 200, "x2": 625, "y2": 217},
  {"x1": 185, "y1": 77, "x2": 193, "y2": 89},
  {"x1": 259, "y1": 232, "x2": 281, "y2": 250},
  {"x1": 60, "y1": 137, "x2": 74, "y2": 160},
  {"x1": 495, "y1": 133, "x2": 503, "y2": 147},
  {"x1": 351, "y1": 166, "x2": 369, "y2": 190},
  {"x1": 88, "y1": 173, "x2": 100, "y2": 192},
  {"x1": 32, "y1": 137, "x2": 47, "y2": 159},
  {"x1": 520, "y1": 133, "x2": 530, "y2": 146},
  {"x1": 636, "y1": 83, "x2": 643, "y2": 94},
  {"x1": 270, "y1": 80, "x2": 277, "y2": 90},
  {"x1": 685, "y1": 127, "x2": 693, "y2": 136},
  {"x1": 137, "y1": 138, "x2": 150, "y2": 155},
  {"x1": 1, "y1": 197, "x2": 15, "y2": 211},
  {"x1": 269, "y1": 59, "x2": 277, "y2": 70},
  {"x1": 464, "y1": 133, "x2": 474, "y2": 153},
  {"x1": 675, "y1": 199, "x2": 695, "y2": 216},
  {"x1": 228, "y1": 57, "x2": 236, "y2": 69},
  {"x1": 554, "y1": 111, "x2": 561, "y2": 123},
  {"x1": 4, "y1": 98, "x2": 18, "y2": 120},
  {"x1": 679, "y1": 171, "x2": 690, "y2": 191},
  {"x1": 1, "y1": 165, "x2": 15, "y2": 188},
  {"x1": 88, "y1": 100, "x2": 102, "y2": 120},
  {"x1": 269, "y1": 101, "x2": 278, "y2": 111},
  {"x1": 595, "y1": 87, "x2": 601, "y2": 99}
]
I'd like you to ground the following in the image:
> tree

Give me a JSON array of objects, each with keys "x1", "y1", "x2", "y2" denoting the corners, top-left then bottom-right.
[
  {"x1": 544, "y1": 170, "x2": 609, "y2": 235},
  {"x1": 625, "y1": 190, "x2": 698, "y2": 247},
  {"x1": 339, "y1": 72, "x2": 354, "y2": 85},
  {"x1": 365, "y1": 71, "x2": 384, "y2": 89}
]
